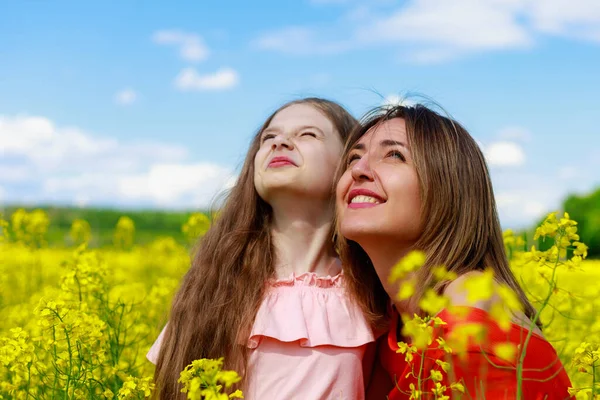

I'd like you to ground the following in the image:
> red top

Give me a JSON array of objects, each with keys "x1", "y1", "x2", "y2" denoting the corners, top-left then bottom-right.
[{"x1": 379, "y1": 306, "x2": 573, "y2": 400}]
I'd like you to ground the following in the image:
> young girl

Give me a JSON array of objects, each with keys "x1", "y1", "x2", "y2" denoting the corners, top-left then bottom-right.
[
  {"x1": 148, "y1": 98, "x2": 382, "y2": 399},
  {"x1": 335, "y1": 103, "x2": 573, "y2": 399}
]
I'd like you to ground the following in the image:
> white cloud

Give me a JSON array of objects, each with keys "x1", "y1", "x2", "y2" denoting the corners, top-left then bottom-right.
[
  {"x1": 174, "y1": 67, "x2": 239, "y2": 91},
  {"x1": 558, "y1": 165, "x2": 578, "y2": 180},
  {"x1": 484, "y1": 141, "x2": 526, "y2": 167},
  {"x1": 118, "y1": 163, "x2": 233, "y2": 206},
  {"x1": 0, "y1": 114, "x2": 236, "y2": 209},
  {"x1": 223, "y1": 175, "x2": 238, "y2": 190},
  {"x1": 0, "y1": 115, "x2": 187, "y2": 175},
  {"x1": 254, "y1": 0, "x2": 600, "y2": 62},
  {"x1": 42, "y1": 164, "x2": 234, "y2": 208},
  {"x1": 74, "y1": 194, "x2": 90, "y2": 208},
  {"x1": 357, "y1": 0, "x2": 532, "y2": 61},
  {"x1": 152, "y1": 30, "x2": 209, "y2": 62},
  {"x1": 496, "y1": 191, "x2": 549, "y2": 224},
  {"x1": 341, "y1": 5, "x2": 374, "y2": 22},
  {"x1": 114, "y1": 88, "x2": 137, "y2": 105},
  {"x1": 253, "y1": 27, "x2": 352, "y2": 55},
  {"x1": 0, "y1": 165, "x2": 32, "y2": 183},
  {"x1": 498, "y1": 126, "x2": 532, "y2": 142},
  {"x1": 489, "y1": 166, "x2": 593, "y2": 228},
  {"x1": 492, "y1": 171, "x2": 561, "y2": 228},
  {"x1": 526, "y1": 0, "x2": 600, "y2": 41},
  {"x1": 0, "y1": 185, "x2": 4, "y2": 205}
]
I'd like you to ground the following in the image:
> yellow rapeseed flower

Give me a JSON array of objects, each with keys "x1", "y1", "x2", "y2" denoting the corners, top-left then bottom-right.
[
  {"x1": 493, "y1": 342, "x2": 518, "y2": 362},
  {"x1": 389, "y1": 250, "x2": 426, "y2": 283},
  {"x1": 419, "y1": 289, "x2": 449, "y2": 315},
  {"x1": 182, "y1": 212, "x2": 211, "y2": 243},
  {"x1": 462, "y1": 268, "x2": 495, "y2": 304}
]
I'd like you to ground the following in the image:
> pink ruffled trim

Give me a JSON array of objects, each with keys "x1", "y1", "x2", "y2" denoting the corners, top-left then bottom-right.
[
  {"x1": 247, "y1": 272, "x2": 374, "y2": 349},
  {"x1": 267, "y1": 271, "x2": 343, "y2": 288}
]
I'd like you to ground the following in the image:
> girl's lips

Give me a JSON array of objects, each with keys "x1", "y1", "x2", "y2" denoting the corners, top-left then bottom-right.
[
  {"x1": 268, "y1": 156, "x2": 296, "y2": 168},
  {"x1": 268, "y1": 160, "x2": 295, "y2": 168}
]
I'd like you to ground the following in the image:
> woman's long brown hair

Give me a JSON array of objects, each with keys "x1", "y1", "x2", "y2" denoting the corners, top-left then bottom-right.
[
  {"x1": 153, "y1": 98, "x2": 359, "y2": 399},
  {"x1": 336, "y1": 103, "x2": 539, "y2": 326}
]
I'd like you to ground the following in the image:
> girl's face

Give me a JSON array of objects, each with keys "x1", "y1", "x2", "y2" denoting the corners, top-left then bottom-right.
[
  {"x1": 254, "y1": 103, "x2": 344, "y2": 203},
  {"x1": 336, "y1": 118, "x2": 422, "y2": 246}
]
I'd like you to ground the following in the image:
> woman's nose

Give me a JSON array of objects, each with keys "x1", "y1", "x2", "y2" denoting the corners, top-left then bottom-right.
[{"x1": 350, "y1": 155, "x2": 374, "y2": 181}]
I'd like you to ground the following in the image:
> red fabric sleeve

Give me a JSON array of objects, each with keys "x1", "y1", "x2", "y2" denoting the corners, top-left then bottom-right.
[{"x1": 381, "y1": 306, "x2": 573, "y2": 400}]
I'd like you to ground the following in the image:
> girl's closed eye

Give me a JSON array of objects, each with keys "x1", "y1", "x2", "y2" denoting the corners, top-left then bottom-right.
[
  {"x1": 346, "y1": 153, "x2": 361, "y2": 167},
  {"x1": 301, "y1": 131, "x2": 317, "y2": 138},
  {"x1": 262, "y1": 134, "x2": 275, "y2": 143}
]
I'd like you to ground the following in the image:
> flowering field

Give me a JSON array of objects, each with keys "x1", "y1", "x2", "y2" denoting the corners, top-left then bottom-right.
[{"x1": 0, "y1": 209, "x2": 598, "y2": 399}]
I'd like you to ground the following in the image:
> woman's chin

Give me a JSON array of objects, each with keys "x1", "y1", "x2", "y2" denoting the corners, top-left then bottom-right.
[{"x1": 340, "y1": 222, "x2": 380, "y2": 244}]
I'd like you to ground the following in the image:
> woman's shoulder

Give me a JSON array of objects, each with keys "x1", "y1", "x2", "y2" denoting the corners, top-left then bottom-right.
[{"x1": 442, "y1": 271, "x2": 544, "y2": 337}]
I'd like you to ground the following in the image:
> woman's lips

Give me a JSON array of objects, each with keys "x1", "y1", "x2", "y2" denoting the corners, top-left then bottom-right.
[
  {"x1": 347, "y1": 189, "x2": 386, "y2": 208},
  {"x1": 348, "y1": 201, "x2": 381, "y2": 209}
]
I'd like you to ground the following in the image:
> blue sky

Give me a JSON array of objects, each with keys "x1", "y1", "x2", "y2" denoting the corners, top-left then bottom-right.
[{"x1": 0, "y1": 0, "x2": 599, "y2": 228}]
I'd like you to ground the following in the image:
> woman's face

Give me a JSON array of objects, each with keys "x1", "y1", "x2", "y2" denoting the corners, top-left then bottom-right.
[
  {"x1": 254, "y1": 103, "x2": 344, "y2": 203},
  {"x1": 336, "y1": 118, "x2": 422, "y2": 247}
]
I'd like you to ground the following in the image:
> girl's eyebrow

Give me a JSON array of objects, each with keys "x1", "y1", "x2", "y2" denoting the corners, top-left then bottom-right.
[
  {"x1": 297, "y1": 125, "x2": 325, "y2": 135},
  {"x1": 262, "y1": 127, "x2": 280, "y2": 135},
  {"x1": 262, "y1": 125, "x2": 325, "y2": 135}
]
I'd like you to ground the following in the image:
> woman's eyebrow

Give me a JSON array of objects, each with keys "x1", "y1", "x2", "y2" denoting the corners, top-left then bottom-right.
[{"x1": 380, "y1": 139, "x2": 407, "y2": 148}]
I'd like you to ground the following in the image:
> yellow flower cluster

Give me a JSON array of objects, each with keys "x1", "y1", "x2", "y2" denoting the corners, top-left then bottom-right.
[
  {"x1": 178, "y1": 358, "x2": 243, "y2": 400},
  {"x1": 182, "y1": 213, "x2": 211, "y2": 244},
  {"x1": 0, "y1": 209, "x2": 236, "y2": 399},
  {"x1": 1, "y1": 207, "x2": 599, "y2": 399}
]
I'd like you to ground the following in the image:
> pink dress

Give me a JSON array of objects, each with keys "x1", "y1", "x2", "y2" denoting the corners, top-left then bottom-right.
[{"x1": 147, "y1": 271, "x2": 375, "y2": 400}]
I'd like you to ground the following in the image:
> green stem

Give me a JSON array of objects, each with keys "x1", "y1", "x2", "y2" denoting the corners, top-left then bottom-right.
[
  {"x1": 593, "y1": 363, "x2": 597, "y2": 397},
  {"x1": 516, "y1": 237, "x2": 562, "y2": 400},
  {"x1": 417, "y1": 347, "x2": 426, "y2": 398}
]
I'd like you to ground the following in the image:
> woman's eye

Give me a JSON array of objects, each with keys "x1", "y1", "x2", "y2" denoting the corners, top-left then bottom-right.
[
  {"x1": 301, "y1": 132, "x2": 317, "y2": 138},
  {"x1": 387, "y1": 150, "x2": 406, "y2": 162}
]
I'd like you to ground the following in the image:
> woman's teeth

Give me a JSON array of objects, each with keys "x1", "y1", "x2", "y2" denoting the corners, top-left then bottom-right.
[{"x1": 351, "y1": 195, "x2": 381, "y2": 204}]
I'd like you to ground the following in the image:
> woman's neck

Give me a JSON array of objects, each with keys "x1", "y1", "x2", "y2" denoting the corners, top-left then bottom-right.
[
  {"x1": 270, "y1": 198, "x2": 339, "y2": 278},
  {"x1": 359, "y1": 237, "x2": 414, "y2": 309}
]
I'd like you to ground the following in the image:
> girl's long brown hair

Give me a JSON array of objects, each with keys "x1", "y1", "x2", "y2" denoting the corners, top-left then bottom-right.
[
  {"x1": 336, "y1": 103, "x2": 538, "y2": 325},
  {"x1": 153, "y1": 98, "x2": 358, "y2": 399}
]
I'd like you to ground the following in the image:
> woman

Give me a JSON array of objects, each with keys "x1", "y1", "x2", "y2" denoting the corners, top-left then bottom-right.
[
  {"x1": 148, "y1": 98, "x2": 383, "y2": 399},
  {"x1": 336, "y1": 103, "x2": 573, "y2": 399}
]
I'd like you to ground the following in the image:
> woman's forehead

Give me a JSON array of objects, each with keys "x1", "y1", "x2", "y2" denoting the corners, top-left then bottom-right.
[{"x1": 358, "y1": 118, "x2": 407, "y2": 146}]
